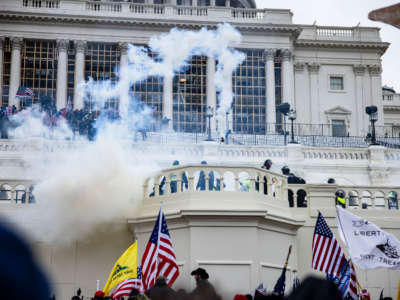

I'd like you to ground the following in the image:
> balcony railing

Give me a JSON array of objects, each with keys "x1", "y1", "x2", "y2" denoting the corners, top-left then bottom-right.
[
  {"x1": 0, "y1": 180, "x2": 35, "y2": 203},
  {"x1": 142, "y1": 165, "x2": 399, "y2": 211},
  {"x1": 22, "y1": 0, "x2": 59, "y2": 8},
  {"x1": 143, "y1": 165, "x2": 288, "y2": 201}
]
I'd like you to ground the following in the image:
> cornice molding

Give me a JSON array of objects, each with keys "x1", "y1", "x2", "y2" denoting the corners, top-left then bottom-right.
[
  {"x1": 295, "y1": 39, "x2": 389, "y2": 55},
  {"x1": 0, "y1": 12, "x2": 302, "y2": 38}
]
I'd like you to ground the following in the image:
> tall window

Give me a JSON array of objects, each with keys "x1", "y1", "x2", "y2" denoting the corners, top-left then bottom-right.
[
  {"x1": 84, "y1": 42, "x2": 120, "y2": 113},
  {"x1": 67, "y1": 41, "x2": 75, "y2": 106},
  {"x1": 173, "y1": 56, "x2": 207, "y2": 133},
  {"x1": 274, "y1": 51, "x2": 282, "y2": 125},
  {"x1": 20, "y1": 39, "x2": 57, "y2": 107},
  {"x1": 232, "y1": 49, "x2": 266, "y2": 134},
  {"x1": 330, "y1": 76, "x2": 344, "y2": 90},
  {"x1": 1, "y1": 38, "x2": 11, "y2": 107},
  {"x1": 130, "y1": 47, "x2": 163, "y2": 131}
]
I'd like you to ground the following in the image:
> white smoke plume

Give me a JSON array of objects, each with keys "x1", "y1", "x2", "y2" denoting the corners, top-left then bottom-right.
[{"x1": 3, "y1": 24, "x2": 245, "y2": 245}]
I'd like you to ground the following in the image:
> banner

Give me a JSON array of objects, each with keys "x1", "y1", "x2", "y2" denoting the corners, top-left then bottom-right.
[
  {"x1": 103, "y1": 241, "x2": 138, "y2": 296},
  {"x1": 336, "y1": 206, "x2": 400, "y2": 269}
]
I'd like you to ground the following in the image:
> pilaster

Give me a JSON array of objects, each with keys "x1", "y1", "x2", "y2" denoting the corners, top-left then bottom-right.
[
  {"x1": 9, "y1": 37, "x2": 23, "y2": 108},
  {"x1": 265, "y1": 48, "x2": 276, "y2": 130},
  {"x1": 56, "y1": 39, "x2": 68, "y2": 110},
  {"x1": 0, "y1": 37, "x2": 4, "y2": 104},
  {"x1": 307, "y1": 63, "x2": 320, "y2": 124},
  {"x1": 368, "y1": 64, "x2": 383, "y2": 126},
  {"x1": 206, "y1": 57, "x2": 216, "y2": 132},
  {"x1": 281, "y1": 49, "x2": 293, "y2": 106},
  {"x1": 73, "y1": 40, "x2": 86, "y2": 110},
  {"x1": 353, "y1": 64, "x2": 366, "y2": 136}
]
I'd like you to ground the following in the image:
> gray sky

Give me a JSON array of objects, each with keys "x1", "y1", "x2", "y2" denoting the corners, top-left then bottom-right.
[{"x1": 255, "y1": 0, "x2": 400, "y2": 92}]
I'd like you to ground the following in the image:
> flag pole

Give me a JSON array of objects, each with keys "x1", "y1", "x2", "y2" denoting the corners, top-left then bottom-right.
[{"x1": 284, "y1": 245, "x2": 292, "y2": 268}]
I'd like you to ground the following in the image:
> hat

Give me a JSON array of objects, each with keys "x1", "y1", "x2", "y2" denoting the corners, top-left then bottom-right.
[
  {"x1": 190, "y1": 268, "x2": 209, "y2": 280},
  {"x1": 234, "y1": 295, "x2": 248, "y2": 300},
  {"x1": 94, "y1": 290, "x2": 105, "y2": 298}
]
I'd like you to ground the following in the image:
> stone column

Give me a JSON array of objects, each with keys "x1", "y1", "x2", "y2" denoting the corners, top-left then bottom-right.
[
  {"x1": 119, "y1": 42, "x2": 129, "y2": 67},
  {"x1": 118, "y1": 42, "x2": 130, "y2": 112},
  {"x1": 0, "y1": 38, "x2": 4, "y2": 105},
  {"x1": 56, "y1": 39, "x2": 68, "y2": 110},
  {"x1": 307, "y1": 63, "x2": 320, "y2": 124},
  {"x1": 210, "y1": 0, "x2": 215, "y2": 6},
  {"x1": 281, "y1": 49, "x2": 293, "y2": 106},
  {"x1": 73, "y1": 40, "x2": 86, "y2": 110},
  {"x1": 265, "y1": 48, "x2": 276, "y2": 132},
  {"x1": 9, "y1": 37, "x2": 23, "y2": 108},
  {"x1": 206, "y1": 57, "x2": 216, "y2": 132},
  {"x1": 368, "y1": 64, "x2": 384, "y2": 127},
  {"x1": 353, "y1": 64, "x2": 366, "y2": 136},
  {"x1": 225, "y1": 0, "x2": 230, "y2": 7},
  {"x1": 163, "y1": 75, "x2": 173, "y2": 131}
]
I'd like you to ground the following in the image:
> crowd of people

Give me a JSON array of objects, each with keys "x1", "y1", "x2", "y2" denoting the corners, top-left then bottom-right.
[
  {"x1": 81, "y1": 268, "x2": 387, "y2": 300},
  {"x1": 0, "y1": 103, "x2": 120, "y2": 141}
]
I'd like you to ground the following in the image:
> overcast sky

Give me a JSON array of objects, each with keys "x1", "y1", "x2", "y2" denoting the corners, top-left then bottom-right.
[{"x1": 255, "y1": 0, "x2": 400, "y2": 92}]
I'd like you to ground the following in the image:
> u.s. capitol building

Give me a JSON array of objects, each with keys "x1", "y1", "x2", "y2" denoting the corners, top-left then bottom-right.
[{"x1": 0, "y1": 1, "x2": 399, "y2": 299}]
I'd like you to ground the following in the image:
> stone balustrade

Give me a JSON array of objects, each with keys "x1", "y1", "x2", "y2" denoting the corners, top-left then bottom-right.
[
  {"x1": 143, "y1": 164, "x2": 288, "y2": 201},
  {"x1": 8, "y1": 0, "x2": 296, "y2": 25},
  {"x1": 298, "y1": 25, "x2": 383, "y2": 43},
  {"x1": 0, "y1": 180, "x2": 35, "y2": 203}
]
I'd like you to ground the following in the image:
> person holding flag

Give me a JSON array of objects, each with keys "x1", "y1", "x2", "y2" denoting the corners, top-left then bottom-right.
[{"x1": 103, "y1": 241, "x2": 139, "y2": 298}]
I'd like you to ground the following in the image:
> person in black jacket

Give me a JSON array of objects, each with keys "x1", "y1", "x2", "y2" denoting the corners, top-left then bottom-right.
[{"x1": 145, "y1": 276, "x2": 176, "y2": 300}]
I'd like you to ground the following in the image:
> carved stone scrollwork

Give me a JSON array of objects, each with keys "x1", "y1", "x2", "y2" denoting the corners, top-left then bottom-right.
[
  {"x1": 11, "y1": 37, "x2": 23, "y2": 50},
  {"x1": 353, "y1": 64, "x2": 366, "y2": 76},
  {"x1": 307, "y1": 63, "x2": 320, "y2": 74},
  {"x1": 294, "y1": 62, "x2": 305, "y2": 72},
  {"x1": 74, "y1": 40, "x2": 87, "y2": 53},
  {"x1": 56, "y1": 39, "x2": 68, "y2": 53},
  {"x1": 281, "y1": 49, "x2": 292, "y2": 61},
  {"x1": 368, "y1": 64, "x2": 382, "y2": 77},
  {"x1": 265, "y1": 48, "x2": 276, "y2": 61}
]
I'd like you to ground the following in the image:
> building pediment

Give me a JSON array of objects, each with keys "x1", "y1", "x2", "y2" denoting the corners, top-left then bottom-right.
[{"x1": 325, "y1": 106, "x2": 352, "y2": 115}]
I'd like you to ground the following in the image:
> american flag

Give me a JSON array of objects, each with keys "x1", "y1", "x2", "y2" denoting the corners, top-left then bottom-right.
[
  {"x1": 141, "y1": 208, "x2": 179, "y2": 291},
  {"x1": 16, "y1": 86, "x2": 34, "y2": 97},
  {"x1": 111, "y1": 267, "x2": 143, "y2": 299},
  {"x1": 312, "y1": 212, "x2": 346, "y2": 276},
  {"x1": 346, "y1": 262, "x2": 358, "y2": 300}
]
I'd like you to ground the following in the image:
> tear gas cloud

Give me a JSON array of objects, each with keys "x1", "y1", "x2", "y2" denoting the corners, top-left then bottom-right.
[{"x1": 5, "y1": 24, "x2": 245, "y2": 245}]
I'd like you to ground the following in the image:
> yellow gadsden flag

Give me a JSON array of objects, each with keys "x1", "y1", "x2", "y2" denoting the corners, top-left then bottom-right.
[{"x1": 103, "y1": 241, "x2": 138, "y2": 296}]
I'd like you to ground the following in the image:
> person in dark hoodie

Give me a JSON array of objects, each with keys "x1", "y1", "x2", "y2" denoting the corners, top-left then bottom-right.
[{"x1": 145, "y1": 276, "x2": 176, "y2": 300}]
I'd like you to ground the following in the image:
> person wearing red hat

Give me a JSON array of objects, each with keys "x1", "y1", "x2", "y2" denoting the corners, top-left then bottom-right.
[
  {"x1": 234, "y1": 294, "x2": 248, "y2": 300},
  {"x1": 93, "y1": 290, "x2": 105, "y2": 300}
]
